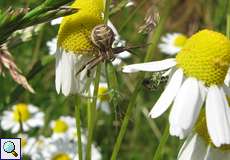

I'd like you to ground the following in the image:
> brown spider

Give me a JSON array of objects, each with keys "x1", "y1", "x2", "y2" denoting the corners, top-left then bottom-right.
[{"x1": 76, "y1": 24, "x2": 147, "y2": 76}]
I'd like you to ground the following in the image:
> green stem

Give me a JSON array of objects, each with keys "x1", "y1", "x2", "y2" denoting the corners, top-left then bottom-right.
[
  {"x1": 152, "y1": 123, "x2": 170, "y2": 160},
  {"x1": 86, "y1": 0, "x2": 110, "y2": 158},
  {"x1": 119, "y1": 0, "x2": 147, "y2": 32},
  {"x1": 104, "y1": 0, "x2": 111, "y2": 23},
  {"x1": 110, "y1": 78, "x2": 143, "y2": 160},
  {"x1": 226, "y1": 0, "x2": 230, "y2": 38},
  {"x1": 227, "y1": 15, "x2": 230, "y2": 38},
  {"x1": 86, "y1": 65, "x2": 101, "y2": 160},
  {"x1": 110, "y1": 0, "x2": 175, "y2": 159},
  {"x1": 75, "y1": 95, "x2": 83, "y2": 160}
]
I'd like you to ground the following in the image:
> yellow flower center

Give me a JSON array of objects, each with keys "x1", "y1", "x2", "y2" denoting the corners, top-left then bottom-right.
[
  {"x1": 98, "y1": 86, "x2": 109, "y2": 101},
  {"x1": 173, "y1": 34, "x2": 187, "y2": 47},
  {"x1": 195, "y1": 110, "x2": 230, "y2": 150},
  {"x1": 57, "y1": 0, "x2": 104, "y2": 54},
  {"x1": 13, "y1": 103, "x2": 30, "y2": 122},
  {"x1": 52, "y1": 153, "x2": 70, "y2": 160},
  {"x1": 53, "y1": 120, "x2": 69, "y2": 133},
  {"x1": 176, "y1": 30, "x2": 230, "y2": 86}
]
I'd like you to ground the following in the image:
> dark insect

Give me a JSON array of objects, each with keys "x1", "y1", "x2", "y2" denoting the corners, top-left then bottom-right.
[
  {"x1": 76, "y1": 24, "x2": 147, "y2": 76},
  {"x1": 142, "y1": 71, "x2": 169, "y2": 91}
]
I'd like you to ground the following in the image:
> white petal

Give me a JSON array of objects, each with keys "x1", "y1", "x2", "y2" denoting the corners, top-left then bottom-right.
[
  {"x1": 149, "y1": 69, "x2": 183, "y2": 118},
  {"x1": 206, "y1": 85, "x2": 230, "y2": 147},
  {"x1": 122, "y1": 58, "x2": 176, "y2": 73},
  {"x1": 1, "y1": 120, "x2": 15, "y2": 130},
  {"x1": 100, "y1": 101, "x2": 111, "y2": 114},
  {"x1": 55, "y1": 48, "x2": 63, "y2": 94},
  {"x1": 11, "y1": 124, "x2": 20, "y2": 133},
  {"x1": 169, "y1": 126, "x2": 184, "y2": 139},
  {"x1": 117, "y1": 51, "x2": 131, "y2": 59},
  {"x1": 51, "y1": 17, "x2": 63, "y2": 25},
  {"x1": 169, "y1": 78, "x2": 202, "y2": 137},
  {"x1": 112, "y1": 58, "x2": 122, "y2": 66},
  {"x1": 55, "y1": 49, "x2": 91, "y2": 96},
  {"x1": 28, "y1": 104, "x2": 39, "y2": 113},
  {"x1": 224, "y1": 68, "x2": 230, "y2": 86},
  {"x1": 178, "y1": 134, "x2": 207, "y2": 160},
  {"x1": 61, "y1": 51, "x2": 76, "y2": 96},
  {"x1": 107, "y1": 20, "x2": 119, "y2": 37}
]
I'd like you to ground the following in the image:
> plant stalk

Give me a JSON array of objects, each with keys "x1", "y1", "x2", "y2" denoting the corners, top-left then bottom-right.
[
  {"x1": 75, "y1": 95, "x2": 83, "y2": 160},
  {"x1": 86, "y1": 65, "x2": 101, "y2": 160},
  {"x1": 110, "y1": 0, "x2": 175, "y2": 159}
]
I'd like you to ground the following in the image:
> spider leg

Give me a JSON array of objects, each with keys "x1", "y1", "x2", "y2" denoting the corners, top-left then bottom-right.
[
  {"x1": 76, "y1": 56, "x2": 99, "y2": 76},
  {"x1": 112, "y1": 43, "x2": 151, "y2": 55},
  {"x1": 86, "y1": 56, "x2": 104, "y2": 74}
]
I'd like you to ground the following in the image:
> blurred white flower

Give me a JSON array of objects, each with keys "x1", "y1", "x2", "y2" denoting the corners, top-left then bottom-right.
[
  {"x1": 42, "y1": 138, "x2": 77, "y2": 160},
  {"x1": 51, "y1": 17, "x2": 63, "y2": 26},
  {"x1": 50, "y1": 116, "x2": 77, "y2": 140},
  {"x1": 126, "y1": 0, "x2": 135, "y2": 7},
  {"x1": 42, "y1": 138, "x2": 102, "y2": 160},
  {"x1": 17, "y1": 134, "x2": 50, "y2": 160},
  {"x1": 158, "y1": 33, "x2": 187, "y2": 55},
  {"x1": 17, "y1": 134, "x2": 33, "y2": 156},
  {"x1": 90, "y1": 82, "x2": 111, "y2": 114},
  {"x1": 12, "y1": 25, "x2": 43, "y2": 42},
  {"x1": 47, "y1": 38, "x2": 57, "y2": 55},
  {"x1": 1, "y1": 103, "x2": 44, "y2": 133}
]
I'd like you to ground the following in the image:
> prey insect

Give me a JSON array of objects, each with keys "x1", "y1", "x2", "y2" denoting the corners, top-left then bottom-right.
[
  {"x1": 142, "y1": 71, "x2": 169, "y2": 91},
  {"x1": 76, "y1": 24, "x2": 147, "y2": 76}
]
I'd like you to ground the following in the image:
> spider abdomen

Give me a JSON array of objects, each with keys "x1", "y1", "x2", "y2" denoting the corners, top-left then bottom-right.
[{"x1": 91, "y1": 24, "x2": 115, "y2": 51}]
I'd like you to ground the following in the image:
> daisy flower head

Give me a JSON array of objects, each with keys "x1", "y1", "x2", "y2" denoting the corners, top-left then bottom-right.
[
  {"x1": 42, "y1": 138, "x2": 102, "y2": 160},
  {"x1": 123, "y1": 29, "x2": 230, "y2": 147},
  {"x1": 158, "y1": 33, "x2": 187, "y2": 55},
  {"x1": 50, "y1": 116, "x2": 76, "y2": 140},
  {"x1": 17, "y1": 134, "x2": 34, "y2": 156},
  {"x1": 56, "y1": 0, "x2": 104, "y2": 96},
  {"x1": 90, "y1": 82, "x2": 111, "y2": 114},
  {"x1": 17, "y1": 134, "x2": 49, "y2": 160},
  {"x1": 178, "y1": 113, "x2": 230, "y2": 160},
  {"x1": 1, "y1": 103, "x2": 44, "y2": 133},
  {"x1": 42, "y1": 138, "x2": 77, "y2": 160},
  {"x1": 28, "y1": 136, "x2": 50, "y2": 160}
]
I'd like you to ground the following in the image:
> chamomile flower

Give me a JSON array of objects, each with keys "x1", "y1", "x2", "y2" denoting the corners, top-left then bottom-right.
[
  {"x1": 29, "y1": 136, "x2": 50, "y2": 160},
  {"x1": 56, "y1": 0, "x2": 104, "y2": 96},
  {"x1": 158, "y1": 33, "x2": 187, "y2": 55},
  {"x1": 178, "y1": 113, "x2": 230, "y2": 160},
  {"x1": 50, "y1": 116, "x2": 76, "y2": 140},
  {"x1": 123, "y1": 30, "x2": 230, "y2": 147},
  {"x1": 17, "y1": 134, "x2": 34, "y2": 156},
  {"x1": 17, "y1": 134, "x2": 49, "y2": 160},
  {"x1": 42, "y1": 138, "x2": 102, "y2": 160},
  {"x1": 1, "y1": 103, "x2": 44, "y2": 133},
  {"x1": 42, "y1": 138, "x2": 77, "y2": 160},
  {"x1": 90, "y1": 82, "x2": 111, "y2": 114}
]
